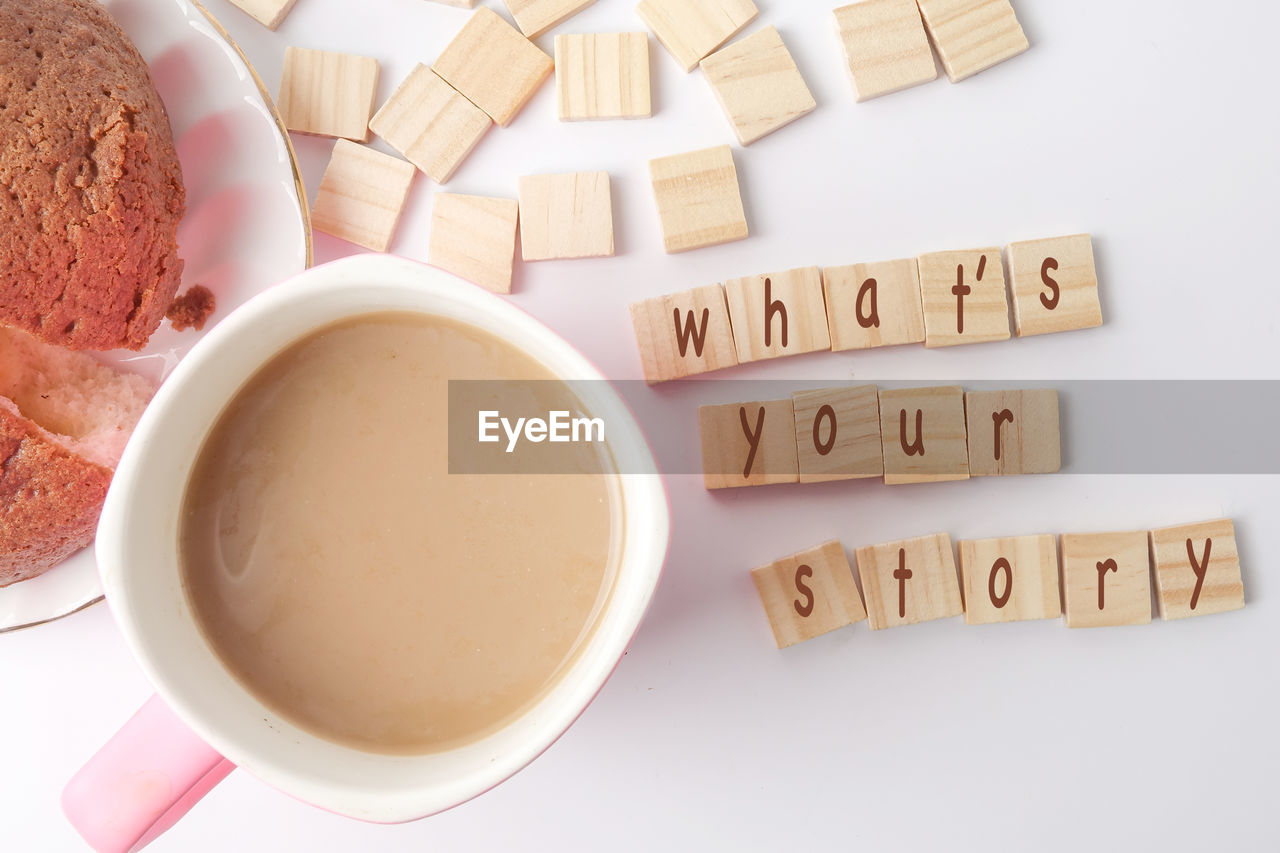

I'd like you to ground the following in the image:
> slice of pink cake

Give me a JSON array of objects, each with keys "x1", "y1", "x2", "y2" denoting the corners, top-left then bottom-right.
[{"x1": 0, "y1": 328, "x2": 155, "y2": 586}]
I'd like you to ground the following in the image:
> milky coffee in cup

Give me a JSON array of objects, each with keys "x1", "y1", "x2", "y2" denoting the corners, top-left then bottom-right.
[{"x1": 179, "y1": 311, "x2": 621, "y2": 754}]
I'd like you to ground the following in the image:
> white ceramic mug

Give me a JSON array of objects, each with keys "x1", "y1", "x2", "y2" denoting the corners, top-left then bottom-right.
[{"x1": 63, "y1": 254, "x2": 670, "y2": 851}]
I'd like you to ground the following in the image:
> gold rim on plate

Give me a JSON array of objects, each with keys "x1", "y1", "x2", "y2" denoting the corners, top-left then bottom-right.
[
  {"x1": 1, "y1": 1, "x2": 313, "y2": 635},
  {"x1": 193, "y1": 0, "x2": 314, "y2": 268}
]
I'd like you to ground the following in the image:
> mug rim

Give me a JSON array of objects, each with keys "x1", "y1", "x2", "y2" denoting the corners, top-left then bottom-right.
[{"x1": 96, "y1": 254, "x2": 670, "y2": 822}]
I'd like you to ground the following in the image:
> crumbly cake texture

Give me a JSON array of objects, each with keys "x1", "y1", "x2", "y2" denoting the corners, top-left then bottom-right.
[
  {"x1": 0, "y1": 327, "x2": 155, "y2": 585},
  {"x1": 0, "y1": 401, "x2": 113, "y2": 587},
  {"x1": 167, "y1": 284, "x2": 216, "y2": 332},
  {"x1": 0, "y1": 0, "x2": 186, "y2": 351}
]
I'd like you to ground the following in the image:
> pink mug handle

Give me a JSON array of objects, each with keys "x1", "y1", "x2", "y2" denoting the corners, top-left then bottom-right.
[{"x1": 62, "y1": 694, "x2": 235, "y2": 853}]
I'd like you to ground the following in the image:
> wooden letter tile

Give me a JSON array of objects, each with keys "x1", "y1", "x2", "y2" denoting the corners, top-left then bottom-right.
[
  {"x1": 832, "y1": 0, "x2": 937, "y2": 101},
  {"x1": 636, "y1": 0, "x2": 759, "y2": 72},
  {"x1": 824, "y1": 258, "x2": 925, "y2": 351},
  {"x1": 278, "y1": 47, "x2": 379, "y2": 141},
  {"x1": 1149, "y1": 518, "x2": 1244, "y2": 620},
  {"x1": 959, "y1": 534, "x2": 1060, "y2": 625},
  {"x1": 505, "y1": 0, "x2": 596, "y2": 39},
  {"x1": 724, "y1": 267, "x2": 830, "y2": 363},
  {"x1": 700, "y1": 26, "x2": 816, "y2": 146},
  {"x1": 556, "y1": 33, "x2": 652, "y2": 120},
  {"x1": 752, "y1": 540, "x2": 867, "y2": 648},
  {"x1": 311, "y1": 140, "x2": 416, "y2": 252},
  {"x1": 427, "y1": 193, "x2": 520, "y2": 293},
  {"x1": 1006, "y1": 233, "x2": 1103, "y2": 337},
  {"x1": 878, "y1": 386, "x2": 969, "y2": 484},
  {"x1": 1060, "y1": 531, "x2": 1152, "y2": 628},
  {"x1": 629, "y1": 284, "x2": 737, "y2": 383},
  {"x1": 649, "y1": 145, "x2": 749, "y2": 253},
  {"x1": 915, "y1": 0, "x2": 1028, "y2": 83},
  {"x1": 369, "y1": 65, "x2": 492, "y2": 184},
  {"x1": 699, "y1": 399, "x2": 798, "y2": 489},
  {"x1": 792, "y1": 385, "x2": 883, "y2": 483},
  {"x1": 227, "y1": 0, "x2": 299, "y2": 30},
  {"x1": 918, "y1": 248, "x2": 1011, "y2": 347},
  {"x1": 432, "y1": 7, "x2": 554, "y2": 127},
  {"x1": 517, "y1": 171, "x2": 615, "y2": 260},
  {"x1": 855, "y1": 532, "x2": 962, "y2": 630},
  {"x1": 964, "y1": 389, "x2": 1060, "y2": 476}
]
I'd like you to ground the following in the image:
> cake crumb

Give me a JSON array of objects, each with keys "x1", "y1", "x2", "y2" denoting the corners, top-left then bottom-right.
[{"x1": 166, "y1": 285, "x2": 216, "y2": 332}]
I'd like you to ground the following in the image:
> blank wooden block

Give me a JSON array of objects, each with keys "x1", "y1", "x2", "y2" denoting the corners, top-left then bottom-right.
[
  {"x1": 630, "y1": 284, "x2": 737, "y2": 383},
  {"x1": 752, "y1": 540, "x2": 867, "y2": 648},
  {"x1": 227, "y1": 0, "x2": 299, "y2": 29},
  {"x1": 278, "y1": 48, "x2": 380, "y2": 141},
  {"x1": 915, "y1": 0, "x2": 1028, "y2": 82},
  {"x1": 918, "y1": 248, "x2": 1011, "y2": 348},
  {"x1": 427, "y1": 193, "x2": 520, "y2": 293},
  {"x1": 724, "y1": 267, "x2": 830, "y2": 364},
  {"x1": 699, "y1": 399, "x2": 798, "y2": 489},
  {"x1": 517, "y1": 172, "x2": 614, "y2": 261},
  {"x1": 311, "y1": 140, "x2": 416, "y2": 252},
  {"x1": 964, "y1": 389, "x2": 1060, "y2": 476},
  {"x1": 556, "y1": 33, "x2": 652, "y2": 120},
  {"x1": 793, "y1": 385, "x2": 883, "y2": 483},
  {"x1": 636, "y1": 0, "x2": 759, "y2": 72},
  {"x1": 700, "y1": 26, "x2": 816, "y2": 146},
  {"x1": 824, "y1": 259, "x2": 925, "y2": 351},
  {"x1": 369, "y1": 65, "x2": 492, "y2": 184},
  {"x1": 432, "y1": 7, "x2": 555, "y2": 127},
  {"x1": 1060, "y1": 531, "x2": 1152, "y2": 628},
  {"x1": 959, "y1": 534, "x2": 1060, "y2": 625},
  {"x1": 878, "y1": 386, "x2": 969, "y2": 484},
  {"x1": 833, "y1": 0, "x2": 937, "y2": 101},
  {"x1": 1006, "y1": 233, "x2": 1103, "y2": 337},
  {"x1": 505, "y1": 0, "x2": 595, "y2": 38},
  {"x1": 649, "y1": 145, "x2": 749, "y2": 253},
  {"x1": 1150, "y1": 518, "x2": 1245, "y2": 620},
  {"x1": 855, "y1": 532, "x2": 962, "y2": 630}
]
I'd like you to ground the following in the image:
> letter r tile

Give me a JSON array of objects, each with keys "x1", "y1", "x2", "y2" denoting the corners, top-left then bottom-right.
[
  {"x1": 751, "y1": 540, "x2": 866, "y2": 648},
  {"x1": 1060, "y1": 531, "x2": 1151, "y2": 627}
]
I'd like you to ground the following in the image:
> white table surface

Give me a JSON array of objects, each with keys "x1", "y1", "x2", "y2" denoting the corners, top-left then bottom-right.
[{"x1": 5, "y1": 0, "x2": 1279, "y2": 849}]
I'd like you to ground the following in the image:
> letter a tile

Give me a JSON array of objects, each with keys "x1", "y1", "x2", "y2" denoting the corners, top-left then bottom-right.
[{"x1": 824, "y1": 259, "x2": 926, "y2": 351}]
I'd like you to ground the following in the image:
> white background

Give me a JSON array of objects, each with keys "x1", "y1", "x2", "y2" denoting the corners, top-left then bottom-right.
[{"x1": 4, "y1": 0, "x2": 1279, "y2": 849}]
